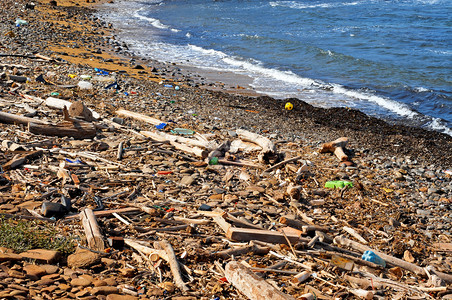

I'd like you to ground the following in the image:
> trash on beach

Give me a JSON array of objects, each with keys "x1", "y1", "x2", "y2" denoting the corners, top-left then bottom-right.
[
  {"x1": 171, "y1": 128, "x2": 195, "y2": 135},
  {"x1": 285, "y1": 102, "x2": 293, "y2": 110},
  {"x1": 325, "y1": 180, "x2": 353, "y2": 189},
  {"x1": 15, "y1": 19, "x2": 28, "y2": 27},
  {"x1": 155, "y1": 122, "x2": 167, "y2": 130},
  {"x1": 77, "y1": 81, "x2": 93, "y2": 90}
]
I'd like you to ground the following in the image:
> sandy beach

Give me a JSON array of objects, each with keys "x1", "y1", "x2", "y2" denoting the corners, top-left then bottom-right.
[{"x1": 0, "y1": 0, "x2": 451, "y2": 299}]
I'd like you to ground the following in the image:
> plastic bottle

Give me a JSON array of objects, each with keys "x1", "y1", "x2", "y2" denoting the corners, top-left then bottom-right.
[
  {"x1": 361, "y1": 250, "x2": 386, "y2": 267},
  {"x1": 77, "y1": 81, "x2": 93, "y2": 90}
]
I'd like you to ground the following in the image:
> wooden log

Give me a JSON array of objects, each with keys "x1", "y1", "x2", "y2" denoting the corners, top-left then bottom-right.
[
  {"x1": 116, "y1": 108, "x2": 163, "y2": 126},
  {"x1": 225, "y1": 261, "x2": 296, "y2": 300},
  {"x1": 29, "y1": 120, "x2": 96, "y2": 139},
  {"x1": 264, "y1": 155, "x2": 302, "y2": 173},
  {"x1": 334, "y1": 235, "x2": 426, "y2": 276},
  {"x1": 236, "y1": 129, "x2": 276, "y2": 155},
  {"x1": 80, "y1": 208, "x2": 105, "y2": 251},
  {"x1": 0, "y1": 111, "x2": 48, "y2": 125},
  {"x1": 156, "y1": 240, "x2": 189, "y2": 292},
  {"x1": 170, "y1": 141, "x2": 208, "y2": 158}
]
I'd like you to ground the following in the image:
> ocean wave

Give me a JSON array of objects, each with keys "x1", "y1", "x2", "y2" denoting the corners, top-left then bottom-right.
[
  {"x1": 269, "y1": 0, "x2": 361, "y2": 10},
  {"x1": 425, "y1": 118, "x2": 452, "y2": 136},
  {"x1": 134, "y1": 9, "x2": 180, "y2": 32}
]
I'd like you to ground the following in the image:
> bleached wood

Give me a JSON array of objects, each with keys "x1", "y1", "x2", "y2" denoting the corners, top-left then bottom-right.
[
  {"x1": 80, "y1": 208, "x2": 105, "y2": 251},
  {"x1": 225, "y1": 261, "x2": 296, "y2": 300}
]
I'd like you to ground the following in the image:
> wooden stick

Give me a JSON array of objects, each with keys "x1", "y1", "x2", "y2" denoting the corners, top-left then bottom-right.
[
  {"x1": 217, "y1": 158, "x2": 264, "y2": 169},
  {"x1": 116, "y1": 108, "x2": 163, "y2": 126},
  {"x1": 343, "y1": 226, "x2": 368, "y2": 244},
  {"x1": 264, "y1": 155, "x2": 302, "y2": 173},
  {"x1": 80, "y1": 208, "x2": 105, "y2": 251},
  {"x1": 170, "y1": 141, "x2": 208, "y2": 158},
  {"x1": 0, "y1": 111, "x2": 48, "y2": 125},
  {"x1": 156, "y1": 240, "x2": 189, "y2": 292},
  {"x1": 124, "y1": 239, "x2": 169, "y2": 262},
  {"x1": 225, "y1": 261, "x2": 296, "y2": 300},
  {"x1": 334, "y1": 235, "x2": 426, "y2": 276},
  {"x1": 214, "y1": 243, "x2": 270, "y2": 259},
  {"x1": 64, "y1": 207, "x2": 141, "y2": 220}
]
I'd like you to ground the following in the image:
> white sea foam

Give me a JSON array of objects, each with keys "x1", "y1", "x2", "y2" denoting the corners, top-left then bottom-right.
[
  {"x1": 269, "y1": 1, "x2": 360, "y2": 10},
  {"x1": 414, "y1": 87, "x2": 430, "y2": 93},
  {"x1": 330, "y1": 84, "x2": 418, "y2": 118},
  {"x1": 425, "y1": 118, "x2": 452, "y2": 136},
  {"x1": 134, "y1": 9, "x2": 180, "y2": 32}
]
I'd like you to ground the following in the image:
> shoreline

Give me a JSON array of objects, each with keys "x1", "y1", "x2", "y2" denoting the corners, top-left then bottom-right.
[{"x1": 0, "y1": 0, "x2": 451, "y2": 167}]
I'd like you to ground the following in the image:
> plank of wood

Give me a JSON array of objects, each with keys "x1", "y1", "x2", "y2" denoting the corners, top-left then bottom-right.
[
  {"x1": 225, "y1": 261, "x2": 296, "y2": 300},
  {"x1": 80, "y1": 208, "x2": 105, "y2": 251},
  {"x1": 227, "y1": 227, "x2": 303, "y2": 244},
  {"x1": 65, "y1": 207, "x2": 141, "y2": 220},
  {"x1": 432, "y1": 243, "x2": 452, "y2": 252}
]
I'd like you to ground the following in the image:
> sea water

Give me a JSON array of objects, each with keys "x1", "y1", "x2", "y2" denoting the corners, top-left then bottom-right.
[{"x1": 99, "y1": 0, "x2": 452, "y2": 135}]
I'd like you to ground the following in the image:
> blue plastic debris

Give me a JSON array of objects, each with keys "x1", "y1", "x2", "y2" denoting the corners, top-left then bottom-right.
[{"x1": 155, "y1": 123, "x2": 167, "y2": 130}]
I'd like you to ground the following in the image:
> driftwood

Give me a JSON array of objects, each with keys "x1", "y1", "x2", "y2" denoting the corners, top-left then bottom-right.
[
  {"x1": 264, "y1": 155, "x2": 302, "y2": 173},
  {"x1": 116, "y1": 108, "x2": 163, "y2": 126},
  {"x1": 214, "y1": 243, "x2": 270, "y2": 259},
  {"x1": 124, "y1": 239, "x2": 169, "y2": 262},
  {"x1": 156, "y1": 240, "x2": 189, "y2": 292},
  {"x1": 141, "y1": 130, "x2": 211, "y2": 149},
  {"x1": 80, "y1": 208, "x2": 105, "y2": 251},
  {"x1": 225, "y1": 261, "x2": 296, "y2": 300},
  {"x1": 236, "y1": 129, "x2": 277, "y2": 162},
  {"x1": 29, "y1": 120, "x2": 96, "y2": 139},
  {"x1": 213, "y1": 215, "x2": 306, "y2": 244},
  {"x1": 0, "y1": 111, "x2": 48, "y2": 125},
  {"x1": 170, "y1": 141, "x2": 208, "y2": 158},
  {"x1": 334, "y1": 235, "x2": 426, "y2": 276},
  {"x1": 319, "y1": 137, "x2": 349, "y2": 162}
]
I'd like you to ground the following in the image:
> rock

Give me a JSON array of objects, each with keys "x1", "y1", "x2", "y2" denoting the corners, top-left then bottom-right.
[
  {"x1": 67, "y1": 248, "x2": 101, "y2": 269},
  {"x1": 40, "y1": 264, "x2": 60, "y2": 274},
  {"x1": 58, "y1": 283, "x2": 71, "y2": 291},
  {"x1": 23, "y1": 264, "x2": 46, "y2": 278},
  {"x1": 90, "y1": 286, "x2": 119, "y2": 295},
  {"x1": 106, "y1": 295, "x2": 138, "y2": 300},
  {"x1": 101, "y1": 257, "x2": 117, "y2": 268},
  {"x1": 93, "y1": 279, "x2": 107, "y2": 287},
  {"x1": 71, "y1": 277, "x2": 92, "y2": 287},
  {"x1": 0, "y1": 253, "x2": 23, "y2": 262},
  {"x1": 180, "y1": 175, "x2": 195, "y2": 186},
  {"x1": 403, "y1": 250, "x2": 415, "y2": 263},
  {"x1": 20, "y1": 249, "x2": 60, "y2": 264},
  {"x1": 119, "y1": 268, "x2": 135, "y2": 277},
  {"x1": 103, "y1": 277, "x2": 117, "y2": 286}
]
